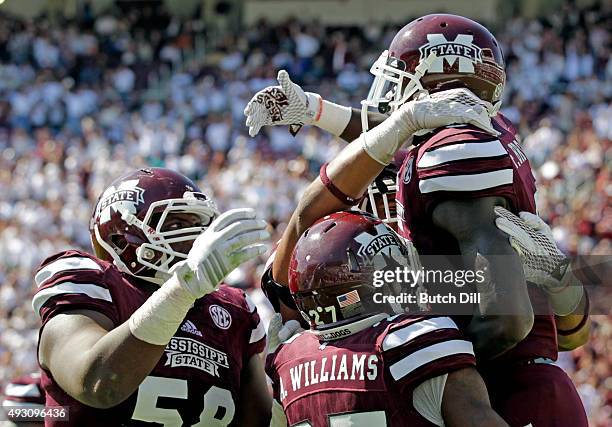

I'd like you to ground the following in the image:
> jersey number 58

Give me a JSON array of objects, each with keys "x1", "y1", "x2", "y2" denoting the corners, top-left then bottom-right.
[{"x1": 131, "y1": 376, "x2": 235, "y2": 426}]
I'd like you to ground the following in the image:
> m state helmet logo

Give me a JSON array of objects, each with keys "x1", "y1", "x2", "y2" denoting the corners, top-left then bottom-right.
[
  {"x1": 419, "y1": 34, "x2": 483, "y2": 73},
  {"x1": 354, "y1": 223, "x2": 408, "y2": 272},
  {"x1": 97, "y1": 179, "x2": 145, "y2": 224}
]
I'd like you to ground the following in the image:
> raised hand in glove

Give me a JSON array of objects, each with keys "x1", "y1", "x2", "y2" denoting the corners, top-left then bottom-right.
[
  {"x1": 172, "y1": 208, "x2": 270, "y2": 299},
  {"x1": 494, "y1": 207, "x2": 583, "y2": 315},
  {"x1": 361, "y1": 87, "x2": 499, "y2": 165},
  {"x1": 244, "y1": 71, "x2": 320, "y2": 137}
]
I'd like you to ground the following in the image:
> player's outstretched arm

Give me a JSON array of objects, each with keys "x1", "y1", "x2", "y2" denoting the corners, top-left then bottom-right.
[
  {"x1": 244, "y1": 70, "x2": 353, "y2": 138},
  {"x1": 233, "y1": 354, "x2": 272, "y2": 427},
  {"x1": 38, "y1": 209, "x2": 269, "y2": 409},
  {"x1": 244, "y1": 71, "x2": 495, "y2": 143},
  {"x1": 272, "y1": 140, "x2": 385, "y2": 286},
  {"x1": 273, "y1": 89, "x2": 497, "y2": 286},
  {"x1": 441, "y1": 368, "x2": 509, "y2": 427},
  {"x1": 339, "y1": 108, "x2": 387, "y2": 142},
  {"x1": 432, "y1": 197, "x2": 534, "y2": 360},
  {"x1": 245, "y1": 69, "x2": 390, "y2": 140}
]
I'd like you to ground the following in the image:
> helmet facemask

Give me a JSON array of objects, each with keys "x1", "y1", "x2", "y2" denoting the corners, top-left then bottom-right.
[
  {"x1": 361, "y1": 51, "x2": 438, "y2": 131},
  {"x1": 359, "y1": 162, "x2": 400, "y2": 227},
  {"x1": 359, "y1": 176, "x2": 398, "y2": 226}
]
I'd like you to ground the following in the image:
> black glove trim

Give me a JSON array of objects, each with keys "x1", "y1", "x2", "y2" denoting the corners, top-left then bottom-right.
[{"x1": 261, "y1": 266, "x2": 297, "y2": 312}]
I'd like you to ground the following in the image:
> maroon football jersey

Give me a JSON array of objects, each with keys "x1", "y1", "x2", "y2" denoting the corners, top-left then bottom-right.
[
  {"x1": 32, "y1": 250, "x2": 266, "y2": 426},
  {"x1": 266, "y1": 315, "x2": 476, "y2": 426},
  {"x1": 395, "y1": 114, "x2": 557, "y2": 364},
  {"x1": 3, "y1": 372, "x2": 45, "y2": 424},
  {"x1": 3, "y1": 373, "x2": 45, "y2": 425},
  {"x1": 3, "y1": 373, "x2": 45, "y2": 407}
]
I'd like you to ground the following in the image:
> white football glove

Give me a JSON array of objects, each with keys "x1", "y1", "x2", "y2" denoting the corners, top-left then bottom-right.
[
  {"x1": 406, "y1": 88, "x2": 498, "y2": 135},
  {"x1": 494, "y1": 207, "x2": 583, "y2": 315},
  {"x1": 171, "y1": 208, "x2": 270, "y2": 299},
  {"x1": 265, "y1": 313, "x2": 304, "y2": 355},
  {"x1": 244, "y1": 70, "x2": 320, "y2": 137},
  {"x1": 361, "y1": 88, "x2": 499, "y2": 165}
]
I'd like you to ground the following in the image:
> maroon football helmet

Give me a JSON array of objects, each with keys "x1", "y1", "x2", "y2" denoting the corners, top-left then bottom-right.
[
  {"x1": 90, "y1": 168, "x2": 219, "y2": 285},
  {"x1": 362, "y1": 13, "x2": 505, "y2": 130},
  {"x1": 289, "y1": 211, "x2": 423, "y2": 337}
]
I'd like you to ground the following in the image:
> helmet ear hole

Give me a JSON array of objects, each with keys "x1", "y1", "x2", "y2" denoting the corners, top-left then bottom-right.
[
  {"x1": 378, "y1": 102, "x2": 391, "y2": 114},
  {"x1": 110, "y1": 234, "x2": 128, "y2": 254}
]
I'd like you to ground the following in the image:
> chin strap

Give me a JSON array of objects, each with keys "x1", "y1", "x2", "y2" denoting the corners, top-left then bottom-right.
[{"x1": 129, "y1": 273, "x2": 196, "y2": 345}]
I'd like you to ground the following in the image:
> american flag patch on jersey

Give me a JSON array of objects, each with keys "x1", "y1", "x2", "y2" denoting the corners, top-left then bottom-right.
[{"x1": 337, "y1": 290, "x2": 360, "y2": 308}]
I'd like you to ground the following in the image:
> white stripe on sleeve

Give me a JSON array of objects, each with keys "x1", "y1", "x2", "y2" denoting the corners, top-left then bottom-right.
[
  {"x1": 5, "y1": 383, "x2": 41, "y2": 398},
  {"x1": 418, "y1": 140, "x2": 507, "y2": 168},
  {"x1": 245, "y1": 294, "x2": 257, "y2": 313},
  {"x1": 389, "y1": 340, "x2": 474, "y2": 381},
  {"x1": 419, "y1": 169, "x2": 513, "y2": 194},
  {"x1": 2, "y1": 400, "x2": 44, "y2": 409},
  {"x1": 32, "y1": 281, "x2": 112, "y2": 315},
  {"x1": 35, "y1": 257, "x2": 102, "y2": 287},
  {"x1": 250, "y1": 320, "x2": 266, "y2": 344},
  {"x1": 382, "y1": 317, "x2": 458, "y2": 351}
]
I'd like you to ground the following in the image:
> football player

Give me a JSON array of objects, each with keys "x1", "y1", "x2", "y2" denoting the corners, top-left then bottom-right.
[
  {"x1": 2, "y1": 373, "x2": 45, "y2": 426},
  {"x1": 32, "y1": 168, "x2": 271, "y2": 426},
  {"x1": 266, "y1": 211, "x2": 509, "y2": 427},
  {"x1": 246, "y1": 14, "x2": 589, "y2": 427}
]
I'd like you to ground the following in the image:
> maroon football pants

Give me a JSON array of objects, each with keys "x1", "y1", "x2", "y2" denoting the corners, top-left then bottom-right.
[{"x1": 482, "y1": 362, "x2": 588, "y2": 427}]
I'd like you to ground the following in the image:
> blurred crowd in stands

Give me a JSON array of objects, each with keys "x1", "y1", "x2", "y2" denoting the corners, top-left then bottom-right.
[{"x1": 0, "y1": 0, "x2": 609, "y2": 425}]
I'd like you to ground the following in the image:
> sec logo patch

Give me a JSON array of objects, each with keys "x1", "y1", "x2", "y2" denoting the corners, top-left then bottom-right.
[{"x1": 209, "y1": 305, "x2": 232, "y2": 330}]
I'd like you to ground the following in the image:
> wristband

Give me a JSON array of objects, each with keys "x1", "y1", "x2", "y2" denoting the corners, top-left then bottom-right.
[
  {"x1": 315, "y1": 99, "x2": 352, "y2": 137},
  {"x1": 314, "y1": 95, "x2": 323, "y2": 122},
  {"x1": 129, "y1": 274, "x2": 196, "y2": 345},
  {"x1": 548, "y1": 267, "x2": 585, "y2": 316},
  {"x1": 319, "y1": 163, "x2": 364, "y2": 205},
  {"x1": 556, "y1": 290, "x2": 590, "y2": 336}
]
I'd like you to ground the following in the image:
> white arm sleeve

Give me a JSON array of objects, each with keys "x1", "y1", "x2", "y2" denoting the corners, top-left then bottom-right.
[
  {"x1": 270, "y1": 399, "x2": 288, "y2": 427},
  {"x1": 412, "y1": 373, "x2": 448, "y2": 427}
]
